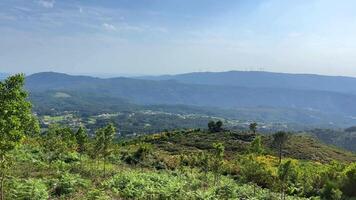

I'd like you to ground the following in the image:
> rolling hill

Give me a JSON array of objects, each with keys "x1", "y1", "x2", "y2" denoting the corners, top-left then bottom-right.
[
  {"x1": 24, "y1": 72, "x2": 356, "y2": 127},
  {"x1": 0, "y1": 73, "x2": 8, "y2": 80}
]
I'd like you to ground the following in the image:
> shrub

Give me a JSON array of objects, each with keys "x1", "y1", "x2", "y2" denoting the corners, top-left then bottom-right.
[
  {"x1": 50, "y1": 172, "x2": 89, "y2": 197},
  {"x1": 321, "y1": 181, "x2": 342, "y2": 200},
  {"x1": 7, "y1": 179, "x2": 49, "y2": 200},
  {"x1": 341, "y1": 163, "x2": 356, "y2": 197},
  {"x1": 104, "y1": 170, "x2": 186, "y2": 199},
  {"x1": 86, "y1": 189, "x2": 111, "y2": 200}
]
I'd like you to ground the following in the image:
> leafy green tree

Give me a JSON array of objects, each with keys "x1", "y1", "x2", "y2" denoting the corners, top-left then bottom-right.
[
  {"x1": 208, "y1": 121, "x2": 223, "y2": 133},
  {"x1": 0, "y1": 74, "x2": 39, "y2": 200},
  {"x1": 43, "y1": 125, "x2": 76, "y2": 162},
  {"x1": 94, "y1": 123, "x2": 116, "y2": 177},
  {"x1": 249, "y1": 122, "x2": 258, "y2": 134},
  {"x1": 250, "y1": 136, "x2": 264, "y2": 155},
  {"x1": 75, "y1": 126, "x2": 88, "y2": 155},
  {"x1": 208, "y1": 121, "x2": 216, "y2": 132},
  {"x1": 273, "y1": 131, "x2": 289, "y2": 164},
  {"x1": 215, "y1": 120, "x2": 223, "y2": 131}
]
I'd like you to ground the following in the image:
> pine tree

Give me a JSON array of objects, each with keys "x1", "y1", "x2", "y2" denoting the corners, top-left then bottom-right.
[
  {"x1": 94, "y1": 123, "x2": 116, "y2": 177},
  {"x1": 75, "y1": 126, "x2": 88, "y2": 156},
  {"x1": 273, "y1": 131, "x2": 289, "y2": 164}
]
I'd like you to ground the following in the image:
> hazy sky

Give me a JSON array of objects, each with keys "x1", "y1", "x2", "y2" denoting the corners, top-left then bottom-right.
[{"x1": 1, "y1": 0, "x2": 356, "y2": 76}]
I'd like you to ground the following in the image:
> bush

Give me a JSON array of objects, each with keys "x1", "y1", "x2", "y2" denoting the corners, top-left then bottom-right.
[
  {"x1": 341, "y1": 163, "x2": 356, "y2": 197},
  {"x1": 104, "y1": 170, "x2": 186, "y2": 199},
  {"x1": 238, "y1": 155, "x2": 276, "y2": 188},
  {"x1": 7, "y1": 179, "x2": 49, "y2": 200},
  {"x1": 103, "y1": 169, "x2": 305, "y2": 200},
  {"x1": 321, "y1": 181, "x2": 342, "y2": 200},
  {"x1": 86, "y1": 189, "x2": 111, "y2": 200},
  {"x1": 50, "y1": 172, "x2": 89, "y2": 197}
]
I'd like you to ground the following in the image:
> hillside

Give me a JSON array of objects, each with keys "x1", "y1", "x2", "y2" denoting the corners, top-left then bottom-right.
[
  {"x1": 5, "y1": 127, "x2": 356, "y2": 199},
  {"x1": 140, "y1": 130, "x2": 356, "y2": 163},
  {"x1": 309, "y1": 128, "x2": 356, "y2": 152}
]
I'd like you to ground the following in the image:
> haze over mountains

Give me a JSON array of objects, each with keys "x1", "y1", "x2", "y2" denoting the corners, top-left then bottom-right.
[
  {"x1": 140, "y1": 71, "x2": 356, "y2": 94},
  {"x1": 20, "y1": 70, "x2": 356, "y2": 128},
  {"x1": 0, "y1": 73, "x2": 8, "y2": 80}
]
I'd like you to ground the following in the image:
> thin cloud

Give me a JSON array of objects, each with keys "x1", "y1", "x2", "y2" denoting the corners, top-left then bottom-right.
[
  {"x1": 37, "y1": 0, "x2": 55, "y2": 8},
  {"x1": 103, "y1": 23, "x2": 116, "y2": 31}
]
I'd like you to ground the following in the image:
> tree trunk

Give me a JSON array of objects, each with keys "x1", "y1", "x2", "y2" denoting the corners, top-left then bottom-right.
[
  {"x1": 103, "y1": 157, "x2": 106, "y2": 177},
  {"x1": 279, "y1": 144, "x2": 282, "y2": 164},
  {"x1": 0, "y1": 177, "x2": 3, "y2": 200},
  {"x1": 280, "y1": 183, "x2": 284, "y2": 200},
  {"x1": 253, "y1": 183, "x2": 256, "y2": 196},
  {"x1": 0, "y1": 154, "x2": 4, "y2": 200}
]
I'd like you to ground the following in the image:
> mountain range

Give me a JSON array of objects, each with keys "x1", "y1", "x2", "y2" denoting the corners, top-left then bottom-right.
[
  {"x1": 0, "y1": 73, "x2": 8, "y2": 80},
  {"x1": 139, "y1": 71, "x2": 356, "y2": 94},
  {"x1": 21, "y1": 71, "x2": 356, "y2": 127}
]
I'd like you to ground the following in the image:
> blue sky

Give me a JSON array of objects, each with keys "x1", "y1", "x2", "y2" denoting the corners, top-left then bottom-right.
[{"x1": 1, "y1": 0, "x2": 356, "y2": 76}]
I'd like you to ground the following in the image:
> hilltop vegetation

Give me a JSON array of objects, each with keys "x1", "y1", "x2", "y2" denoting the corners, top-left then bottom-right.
[
  {"x1": 3, "y1": 124, "x2": 356, "y2": 199},
  {"x1": 139, "y1": 129, "x2": 356, "y2": 163}
]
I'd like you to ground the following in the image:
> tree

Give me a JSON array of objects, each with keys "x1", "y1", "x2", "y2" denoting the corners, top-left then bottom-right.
[
  {"x1": 215, "y1": 121, "x2": 223, "y2": 131},
  {"x1": 249, "y1": 122, "x2": 258, "y2": 134},
  {"x1": 94, "y1": 123, "x2": 116, "y2": 177},
  {"x1": 250, "y1": 136, "x2": 264, "y2": 155},
  {"x1": 273, "y1": 131, "x2": 289, "y2": 164},
  {"x1": 278, "y1": 160, "x2": 292, "y2": 200},
  {"x1": 75, "y1": 126, "x2": 88, "y2": 155},
  {"x1": 43, "y1": 125, "x2": 76, "y2": 162},
  {"x1": 212, "y1": 142, "x2": 225, "y2": 185},
  {"x1": 208, "y1": 121, "x2": 216, "y2": 132},
  {"x1": 0, "y1": 74, "x2": 39, "y2": 200},
  {"x1": 208, "y1": 121, "x2": 223, "y2": 133}
]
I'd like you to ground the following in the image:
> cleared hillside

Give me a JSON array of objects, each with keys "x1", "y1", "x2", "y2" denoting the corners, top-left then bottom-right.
[{"x1": 138, "y1": 130, "x2": 356, "y2": 163}]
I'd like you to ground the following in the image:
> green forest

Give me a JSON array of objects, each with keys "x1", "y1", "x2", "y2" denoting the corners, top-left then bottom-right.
[{"x1": 1, "y1": 74, "x2": 356, "y2": 200}]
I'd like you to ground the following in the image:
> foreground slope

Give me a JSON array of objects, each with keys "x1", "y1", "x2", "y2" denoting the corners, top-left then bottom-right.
[{"x1": 7, "y1": 128, "x2": 356, "y2": 199}]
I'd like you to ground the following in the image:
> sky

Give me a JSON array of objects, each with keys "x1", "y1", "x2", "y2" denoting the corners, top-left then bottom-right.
[{"x1": 1, "y1": 0, "x2": 356, "y2": 76}]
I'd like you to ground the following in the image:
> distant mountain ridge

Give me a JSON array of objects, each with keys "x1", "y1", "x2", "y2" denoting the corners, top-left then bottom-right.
[
  {"x1": 23, "y1": 71, "x2": 356, "y2": 127},
  {"x1": 139, "y1": 71, "x2": 356, "y2": 94},
  {"x1": 25, "y1": 72, "x2": 356, "y2": 113},
  {"x1": 0, "y1": 73, "x2": 9, "y2": 80}
]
